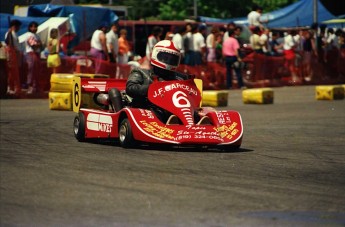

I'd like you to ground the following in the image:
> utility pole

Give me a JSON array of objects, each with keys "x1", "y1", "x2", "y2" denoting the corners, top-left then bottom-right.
[{"x1": 194, "y1": 0, "x2": 197, "y2": 19}]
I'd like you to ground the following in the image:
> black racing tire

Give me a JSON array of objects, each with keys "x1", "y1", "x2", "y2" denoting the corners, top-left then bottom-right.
[
  {"x1": 119, "y1": 118, "x2": 135, "y2": 148},
  {"x1": 73, "y1": 112, "x2": 86, "y2": 142}
]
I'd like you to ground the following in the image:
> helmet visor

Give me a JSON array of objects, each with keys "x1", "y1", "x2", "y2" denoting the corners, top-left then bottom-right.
[{"x1": 157, "y1": 51, "x2": 180, "y2": 67}]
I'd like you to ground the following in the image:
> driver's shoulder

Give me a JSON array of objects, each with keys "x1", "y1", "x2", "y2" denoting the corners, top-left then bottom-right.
[{"x1": 129, "y1": 67, "x2": 153, "y2": 80}]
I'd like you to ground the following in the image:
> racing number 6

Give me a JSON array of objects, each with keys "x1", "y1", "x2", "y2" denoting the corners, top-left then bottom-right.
[
  {"x1": 172, "y1": 91, "x2": 190, "y2": 108},
  {"x1": 73, "y1": 76, "x2": 81, "y2": 112}
]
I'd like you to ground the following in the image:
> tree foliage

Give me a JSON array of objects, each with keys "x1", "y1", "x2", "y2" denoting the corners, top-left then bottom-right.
[{"x1": 79, "y1": 0, "x2": 298, "y2": 20}]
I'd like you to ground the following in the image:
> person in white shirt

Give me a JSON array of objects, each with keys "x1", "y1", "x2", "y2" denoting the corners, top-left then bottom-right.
[
  {"x1": 172, "y1": 26, "x2": 185, "y2": 60},
  {"x1": 259, "y1": 28, "x2": 270, "y2": 54},
  {"x1": 192, "y1": 24, "x2": 206, "y2": 65},
  {"x1": 90, "y1": 23, "x2": 109, "y2": 73},
  {"x1": 106, "y1": 22, "x2": 119, "y2": 63},
  {"x1": 283, "y1": 30, "x2": 298, "y2": 80},
  {"x1": 24, "y1": 21, "x2": 42, "y2": 94},
  {"x1": 248, "y1": 5, "x2": 267, "y2": 31},
  {"x1": 146, "y1": 26, "x2": 162, "y2": 60}
]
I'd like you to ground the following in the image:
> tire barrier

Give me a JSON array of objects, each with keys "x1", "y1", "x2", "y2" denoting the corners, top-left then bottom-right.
[
  {"x1": 242, "y1": 88, "x2": 274, "y2": 104},
  {"x1": 315, "y1": 85, "x2": 345, "y2": 100},
  {"x1": 49, "y1": 92, "x2": 72, "y2": 110},
  {"x1": 202, "y1": 90, "x2": 229, "y2": 107},
  {"x1": 49, "y1": 73, "x2": 109, "y2": 110}
]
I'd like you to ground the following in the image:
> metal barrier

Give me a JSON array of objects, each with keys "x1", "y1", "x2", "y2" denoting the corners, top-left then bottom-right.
[{"x1": 1, "y1": 50, "x2": 344, "y2": 98}]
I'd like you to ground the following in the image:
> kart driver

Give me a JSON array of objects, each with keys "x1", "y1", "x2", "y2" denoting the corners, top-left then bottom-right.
[{"x1": 108, "y1": 40, "x2": 192, "y2": 122}]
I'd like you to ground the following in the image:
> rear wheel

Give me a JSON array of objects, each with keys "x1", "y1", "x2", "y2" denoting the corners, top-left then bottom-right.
[
  {"x1": 119, "y1": 118, "x2": 135, "y2": 148},
  {"x1": 73, "y1": 112, "x2": 85, "y2": 142}
]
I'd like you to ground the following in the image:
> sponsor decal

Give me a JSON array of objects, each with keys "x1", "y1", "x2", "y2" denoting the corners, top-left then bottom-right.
[
  {"x1": 152, "y1": 82, "x2": 198, "y2": 98},
  {"x1": 216, "y1": 111, "x2": 232, "y2": 124},
  {"x1": 83, "y1": 81, "x2": 107, "y2": 91},
  {"x1": 215, "y1": 122, "x2": 239, "y2": 140},
  {"x1": 175, "y1": 127, "x2": 221, "y2": 141},
  {"x1": 139, "y1": 109, "x2": 154, "y2": 119},
  {"x1": 140, "y1": 120, "x2": 175, "y2": 139},
  {"x1": 86, "y1": 113, "x2": 113, "y2": 133}
]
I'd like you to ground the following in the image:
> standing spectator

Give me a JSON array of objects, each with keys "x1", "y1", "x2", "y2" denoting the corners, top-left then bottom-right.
[
  {"x1": 90, "y1": 23, "x2": 109, "y2": 73},
  {"x1": 283, "y1": 30, "x2": 297, "y2": 79},
  {"x1": 234, "y1": 26, "x2": 246, "y2": 58},
  {"x1": 334, "y1": 29, "x2": 343, "y2": 49},
  {"x1": 118, "y1": 29, "x2": 130, "y2": 64},
  {"x1": 250, "y1": 26, "x2": 263, "y2": 54},
  {"x1": 326, "y1": 28, "x2": 336, "y2": 50},
  {"x1": 269, "y1": 31, "x2": 283, "y2": 56},
  {"x1": 117, "y1": 29, "x2": 131, "y2": 79},
  {"x1": 4, "y1": 19, "x2": 22, "y2": 95},
  {"x1": 234, "y1": 26, "x2": 244, "y2": 46},
  {"x1": 248, "y1": 5, "x2": 267, "y2": 31},
  {"x1": 192, "y1": 24, "x2": 206, "y2": 65},
  {"x1": 165, "y1": 32, "x2": 174, "y2": 41},
  {"x1": 146, "y1": 26, "x2": 162, "y2": 61},
  {"x1": 339, "y1": 32, "x2": 345, "y2": 49},
  {"x1": 260, "y1": 28, "x2": 270, "y2": 54},
  {"x1": 183, "y1": 23, "x2": 193, "y2": 65},
  {"x1": 223, "y1": 22, "x2": 236, "y2": 41},
  {"x1": 206, "y1": 26, "x2": 219, "y2": 62},
  {"x1": 106, "y1": 22, "x2": 119, "y2": 63},
  {"x1": 47, "y1": 28, "x2": 61, "y2": 74},
  {"x1": 324, "y1": 28, "x2": 336, "y2": 60},
  {"x1": 293, "y1": 29, "x2": 303, "y2": 70},
  {"x1": 172, "y1": 26, "x2": 185, "y2": 59},
  {"x1": 215, "y1": 32, "x2": 224, "y2": 63},
  {"x1": 222, "y1": 29, "x2": 244, "y2": 89},
  {"x1": 316, "y1": 25, "x2": 327, "y2": 63},
  {"x1": 25, "y1": 21, "x2": 42, "y2": 94},
  {"x1": 302, "y1": 30, "x2": 317, "y2": 81}
]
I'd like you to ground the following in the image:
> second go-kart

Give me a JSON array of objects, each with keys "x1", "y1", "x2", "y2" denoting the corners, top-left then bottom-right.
[{"x1": 73, "y1": 77, "x2": 243, "y2": 150}]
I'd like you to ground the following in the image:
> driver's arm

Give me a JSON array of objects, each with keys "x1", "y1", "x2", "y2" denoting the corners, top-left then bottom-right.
[{"x1": 126, "y1": 71, "x2": 150, "y2": 98}]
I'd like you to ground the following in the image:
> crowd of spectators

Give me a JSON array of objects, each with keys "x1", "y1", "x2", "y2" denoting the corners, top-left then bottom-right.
[{"x1": 2, "y1": 6, "x2": 345, "y2": 96}]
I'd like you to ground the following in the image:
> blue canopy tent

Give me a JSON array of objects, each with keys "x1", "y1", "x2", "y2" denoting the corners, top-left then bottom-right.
[
  {"x1": 1, "y1": 4, "x2": 118, "y2": 48},
  {"x1": 199, "y1": 0, "x2": 337, "y2": 28},
  {"x1": 27, "y1": 4, "x2": 119, "y2": 47},
  {"x1": 0, "y1": 13, "x2": 48, "y2": 41}
]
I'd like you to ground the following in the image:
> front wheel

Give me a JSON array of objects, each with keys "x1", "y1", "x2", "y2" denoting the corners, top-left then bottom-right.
[
  {"x1": 119, "y1": 118, "x2": 135, "y2": 148},
  {"x1": 73, "y1": 112, "x2": 86, "y2": 142}
]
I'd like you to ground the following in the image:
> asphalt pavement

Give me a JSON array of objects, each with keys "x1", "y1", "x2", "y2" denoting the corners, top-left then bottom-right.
[{"x1": 1, "y1": 85, "x2": 345, "y2": 226}]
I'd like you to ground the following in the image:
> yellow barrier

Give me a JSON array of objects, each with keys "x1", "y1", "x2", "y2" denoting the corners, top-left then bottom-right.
[
  {"x1": 202, "y1": 90, "x2": 229, "y2": 107},
  {"x1": 315, "y1": 85, "x2": 344, "y2": 100},
  {"x1": 49, "y1": 92, "x2": 72, "y2": 110},
  {"x1": 242, "y1": 88, "x2": 274, "y2": 104}
]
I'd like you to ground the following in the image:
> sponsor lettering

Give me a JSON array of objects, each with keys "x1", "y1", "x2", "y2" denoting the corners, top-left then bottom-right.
[
  {"x1": 215, "y1": 122, "x2": 239, "y2": 139},
  {"x1": 153, "y1": 82, "x2": 198, "y2": 98},
  {"x1": 140, "y1": 120, "x2": 175, "y2": 139},
  {"x1": 87, "y1": 113, "x2": 113, "y2": 133}
]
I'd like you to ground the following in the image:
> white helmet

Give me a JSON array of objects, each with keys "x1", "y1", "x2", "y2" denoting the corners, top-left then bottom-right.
[{"x1": 150, "y1": 40, "x2": 181, "y2": 71}]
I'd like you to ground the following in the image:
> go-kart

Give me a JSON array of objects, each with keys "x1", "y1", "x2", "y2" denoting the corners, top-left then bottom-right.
[{"x1": 72, "y1": 76, "x2": 243, "y2": 150}]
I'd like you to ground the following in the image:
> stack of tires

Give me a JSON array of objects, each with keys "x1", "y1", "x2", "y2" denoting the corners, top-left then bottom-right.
[{"x1": 49, "y1": 73, "x2": 109, "y2": 110}]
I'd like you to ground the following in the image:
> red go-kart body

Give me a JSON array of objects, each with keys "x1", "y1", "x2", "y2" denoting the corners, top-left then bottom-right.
[{"x1": 73, "y1": 77, "x2": 243, "y2": 150}]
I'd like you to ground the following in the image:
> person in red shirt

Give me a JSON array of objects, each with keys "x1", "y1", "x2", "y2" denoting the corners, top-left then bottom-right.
[
  {"x1": 222, "y1": 29, "x2": 244, "y2": 89},
  {"x1": 5, "y1": 19, "x2": 22, "y2": 96}
]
